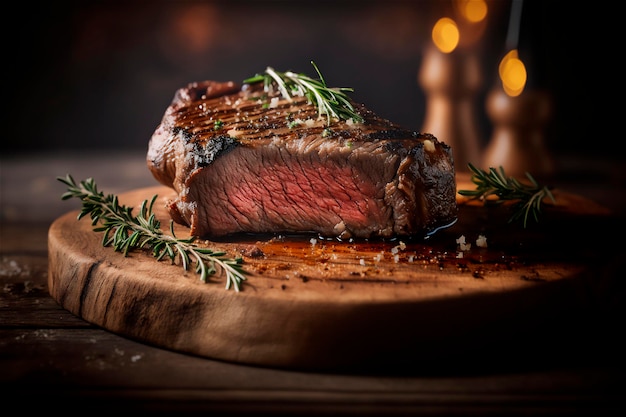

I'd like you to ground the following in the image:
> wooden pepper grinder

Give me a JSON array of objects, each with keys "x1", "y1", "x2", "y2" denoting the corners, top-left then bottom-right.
[
  {"x1": 418, "y1": 45, "x2": 483, "y2": 173},
  {"x1": 482, "y1": 86, "x2": 554, "y2": 179}
]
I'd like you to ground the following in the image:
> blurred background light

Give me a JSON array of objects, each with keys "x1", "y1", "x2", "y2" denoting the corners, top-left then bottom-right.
[
  {"x1": 432, "y1": 17, "x2": 460, "y2": 53},
  {"x1": 499, "y1": 49, "x2": 527, "y2": 97},
  {"x1": 455, "y1": 0, "x2": 488, "y2": 23}
]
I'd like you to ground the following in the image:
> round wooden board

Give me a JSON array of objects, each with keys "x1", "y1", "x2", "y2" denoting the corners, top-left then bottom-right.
[{"x1": 48, "y1": 183, "x2": 617, "y2": 372}]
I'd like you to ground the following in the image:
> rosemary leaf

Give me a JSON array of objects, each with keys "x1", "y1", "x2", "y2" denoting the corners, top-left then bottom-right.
[
  {"x1": 457, "y1": 163, "x2": 555, "y2": 228},
  {"x1": 57, "y1": 174, "x2": 248, "y2": 291},
  {"x1": 243, "y1": 60, "x2": 364, "y2": 126}
]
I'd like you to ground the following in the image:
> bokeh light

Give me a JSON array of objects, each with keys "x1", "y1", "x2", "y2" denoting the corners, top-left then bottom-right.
[
  {"x1": 432, "y1": 17, "x2": 459, "y2": 53},
  {"x1": 455, "y1": 0, "x2": 487, "y2": 23},
  {"x1": 499, "y1": 49, "x2": 527, "y2": 97}
]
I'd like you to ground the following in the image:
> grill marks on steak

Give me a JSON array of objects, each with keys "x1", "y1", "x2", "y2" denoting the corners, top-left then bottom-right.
[{"x1": 147, "y1": 80, "x2": 458, "y2": 239}]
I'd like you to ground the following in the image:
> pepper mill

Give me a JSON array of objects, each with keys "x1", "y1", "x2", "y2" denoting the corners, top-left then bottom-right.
[
  {"x1": 418, "y1": 45, "x2": 483, "y2": 173},
  {"x1": 482, "y1": 86, "x2": 554, "y2": 179}
]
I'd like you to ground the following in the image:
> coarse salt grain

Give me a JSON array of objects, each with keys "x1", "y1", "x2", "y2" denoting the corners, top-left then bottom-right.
[{"x1": 456, "y1": 235, "x2": 471, "y2": 251}]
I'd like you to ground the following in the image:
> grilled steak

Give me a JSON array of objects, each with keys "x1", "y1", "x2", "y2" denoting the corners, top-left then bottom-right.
[{"x1": 147, "y1": 79, "x2": 457, "y2": 240}]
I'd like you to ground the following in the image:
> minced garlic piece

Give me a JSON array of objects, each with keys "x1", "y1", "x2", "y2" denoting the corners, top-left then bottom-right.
[
  {"x1": 227, "y1": 128, "x2": 242, "y2": 137},
  {"x1": 423, "y1": 139, "x2": 436, "y2": 152}
]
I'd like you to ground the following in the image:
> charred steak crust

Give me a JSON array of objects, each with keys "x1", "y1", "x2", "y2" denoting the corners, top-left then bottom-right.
[{"x1": 147, "y1": 80, "x2": 457, "y2": 239}]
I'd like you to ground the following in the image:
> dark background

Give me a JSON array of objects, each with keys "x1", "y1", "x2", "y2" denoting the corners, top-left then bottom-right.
[{"x1": 3, "y1": 0, "x2": 619, "y2": 170}]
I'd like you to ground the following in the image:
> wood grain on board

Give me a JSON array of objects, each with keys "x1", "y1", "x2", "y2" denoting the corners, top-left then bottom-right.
[{"x1": 47, "y1": 178, "x2": 619, "y2": 371}]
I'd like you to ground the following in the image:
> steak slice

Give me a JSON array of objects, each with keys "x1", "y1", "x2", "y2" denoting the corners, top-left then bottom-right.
[{"x1": 147, "y1": 79, "x2": 457, "y2": 240}]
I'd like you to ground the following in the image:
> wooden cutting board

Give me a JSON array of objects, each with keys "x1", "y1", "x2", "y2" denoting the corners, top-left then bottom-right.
[{"x1": 47, "y1": 176, "x2": 618, "y2": 372}]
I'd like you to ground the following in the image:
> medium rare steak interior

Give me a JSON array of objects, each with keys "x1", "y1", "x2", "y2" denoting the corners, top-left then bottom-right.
[{"x1": 147, "y1": 69, "x2": 458, "y2": 240}]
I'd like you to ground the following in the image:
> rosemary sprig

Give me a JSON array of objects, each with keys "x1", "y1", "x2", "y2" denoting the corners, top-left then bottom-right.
[
  {"x1": 243, "y1": 60, "x2": 364, "y2": 126},
  {"x1": 458, "y1": 163, "x2": 555, "y2": 228},
  {"x1": 57, "y1": 174, "x2": 248, "y2": 291}
]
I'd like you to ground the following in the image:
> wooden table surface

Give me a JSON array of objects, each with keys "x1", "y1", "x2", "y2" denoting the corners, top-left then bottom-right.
[{"x1": 1, "y1": 151, "x2": 625, "y2": 416}]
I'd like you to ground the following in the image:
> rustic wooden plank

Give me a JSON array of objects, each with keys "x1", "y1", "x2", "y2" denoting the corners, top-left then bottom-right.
[
  {"x1": 2, "y1": 150, "x2": 626, "y2": 416},
  {"x1": 0, "y1": 297, "x2": 89, "y2": 328},
  {"x1": 0, "y1": 222, "x2": 51, "y2": 254},
  {"x1": 1, "y1": 326, "x2": 622, "y2": 415},
  {"x1": 45, "y1": 183, "x2": 625, "y2": 372},
  {"x1": 0, "y1": 236, "x2": 89, "y2": 327},
  {"x1": 2, "y1": 165, "x2": 624, "y2": 415},
  {"x1": 2, "y1": 386, "x2": 621, "y2": 416},
  {"x1": 2, "y1": 328, "x2": 621, "y2": 393}
]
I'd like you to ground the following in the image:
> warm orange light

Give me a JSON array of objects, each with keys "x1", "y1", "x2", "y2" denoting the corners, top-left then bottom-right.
[
  {"x1": 167, "y1": 3, "x2": 219, "y2": 54},
  {"x1": 455, "y1": 0, "x2": 488, "y2": 23},
  {"x1": 499, "y1": 49, "x2": 527, "y2": 97},
  {"x1": 432, "y1": 17, "x2": 459, "y2": 53}
]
